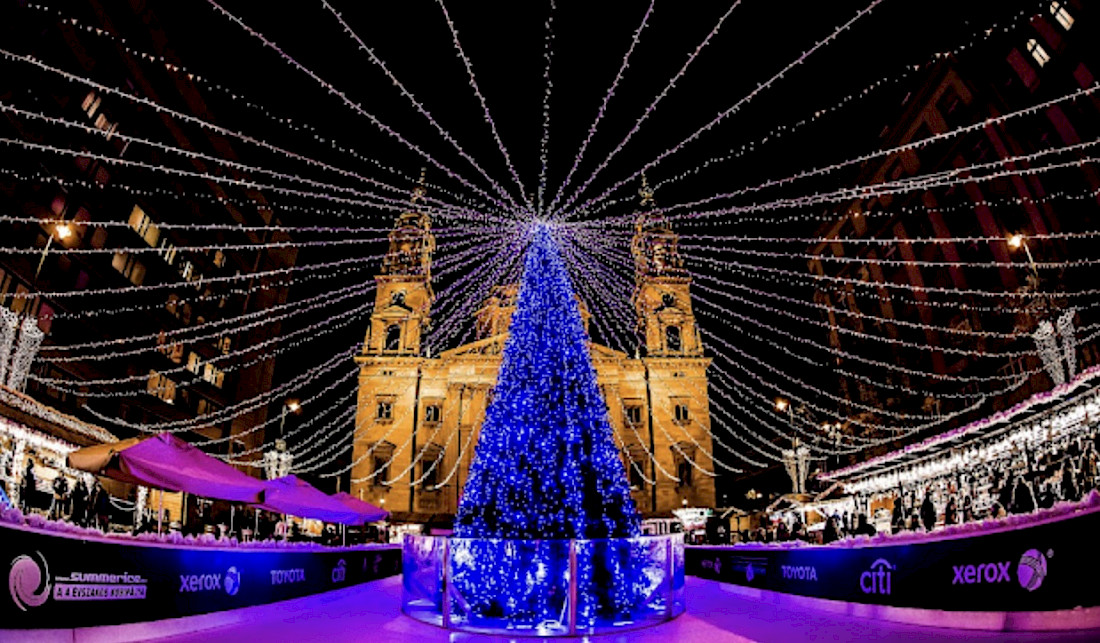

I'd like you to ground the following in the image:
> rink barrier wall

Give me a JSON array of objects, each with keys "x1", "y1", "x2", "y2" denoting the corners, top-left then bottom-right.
[
  {"x1": 0, "y1": 522, "x2": 401, "y2": 630},
  {"x1": 686, "y1": 505, "x2": 1100, "y2": 631}
]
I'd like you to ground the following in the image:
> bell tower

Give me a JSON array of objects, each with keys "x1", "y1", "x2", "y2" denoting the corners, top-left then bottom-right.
[
  {"x1": 631, "y1": 177, "x2": 701, "y2": 357},
  {"x1": 364, "y1": 170, "x2": 435, "y2": 356}
]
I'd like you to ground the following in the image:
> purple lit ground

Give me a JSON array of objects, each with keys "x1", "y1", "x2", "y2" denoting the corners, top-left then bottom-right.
[{"x1": 85, "y1": 576, "x2": 1098, "y2": 643}]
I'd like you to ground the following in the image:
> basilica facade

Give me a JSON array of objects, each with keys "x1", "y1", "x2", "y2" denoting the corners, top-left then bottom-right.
[{"x1": 350, "y1": 182, "x2": 715, "y2": 518}]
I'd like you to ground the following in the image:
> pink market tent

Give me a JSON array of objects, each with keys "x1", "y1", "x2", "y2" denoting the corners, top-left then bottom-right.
[
  {"x1": 67, "y1": 433, "x2": 265, "y2": 504},
  {"x1": 259, "y1": 475, "x2": 378, "y2": 525},
  {"x1": 331, "y1": 491, "x2": 388, "y2": 523}
]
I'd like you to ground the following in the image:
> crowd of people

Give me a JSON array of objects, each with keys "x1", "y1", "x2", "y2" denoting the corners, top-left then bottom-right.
[
  {"x1": 736, "y1": 433, "x2": 1100, "y2": 546},
  {"x1": 4, "y1": 457, "x2": 390, "y2": 547},
  {"x1": 888, "y1": 434, "x2": 1098, "y2": 535},
  {"x1": 14, "y1": 459, "x2": 112, "y2": 530}
]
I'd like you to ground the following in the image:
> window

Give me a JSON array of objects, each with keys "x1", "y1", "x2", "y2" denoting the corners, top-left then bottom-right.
[
  {"x1": 1027, "y1": 38, "x2": 1051, "y2": 67},
  {"x1": 376, "y1": 400, "x2": 394, "y2": 421},
  {"x1": 673, "y1": 403, "x2": 691, "y2": 423},
  {"x1": 159, "y1": 238, "x2": 177, "y2": 265},
  {"x1": 391, "y1": 291, "x2": 406, "y2": 307},
  {"x1": 128, "y1": 205, "x2": 160, "y2": 247},
  {"x1": 384, "y1": 324, "x2": 401, "y2": 351},
  {"x1": 1050, "y1": 1, "x2": 1074, "y2": 30},
  {"x1": 186, "y1": 351, "x2": 202, "y2": 374},
  {"x1": 673, "y1": 444, "x2": 696, "y2": 488},
  {"x1": 82, "y1": 91, "x2": 101, "y2": 118},
  {"x1": 420, "y1": 443, "x2": 443, "y2": 489},
  {"x1": 156, "y1": 337, "x2": 184, "y2": 364},
  {"x1": 202, "y1": 363, "x2": 225, "y2": 388},
  {"x1": 624, "y1": 405, "x2": 643, "y2": 427},
  {"x1": 213, "y1": 250, "x2": 226, "y2": 268},
  {"x1": 181, "y1": 261, "x2": 193, "y2": 281},
  {"x1": 111, "y1": 252, "x2": 146, "y2": 285},
  {"x1": 196, "y1": 398, "x2": 221, "y2": 416},
  {"x1": 666, "y1": 325, "x2": 682, "y2": 352},
  {"x1": 423, "y1": 404, "x2": 441, "y2": 424},
  {"x1": 146, "y1": 371, "x2": 176, "y2": 403},
  {"x1": 372, "y1": 442, "x2": 394, "y2": 486},
  {"x1": 217, "y1": 336, "x2": 232, "y2": 354},
  {"x1": 661, "y1": 293, "x2": 676, "y2": 308}
]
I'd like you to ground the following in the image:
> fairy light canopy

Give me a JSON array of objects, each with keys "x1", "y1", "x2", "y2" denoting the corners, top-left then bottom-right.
[{"x1": 0, "y1": 0, "x2": 1094, "y2": 499}]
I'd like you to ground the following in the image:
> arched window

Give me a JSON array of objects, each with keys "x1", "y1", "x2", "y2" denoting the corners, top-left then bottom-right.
[
  {"x1": 391, "y1": 291, "x2": 406, "y2": 308},
  {"x1": 1027, "y1": 38, "x2": 1050, "y2": 67},
  {"x1": 666, "y1": 325, "x2": 682, "y2": 352},
  {"x1": 385, "y1": 324, "x2": 401, "y2": 351},
  {"x1": 661, "y1": 293, "x2": 676, "y2": 309},
  {"x1": 677, "y1": 458, "x2": 693, "y2": 488}
]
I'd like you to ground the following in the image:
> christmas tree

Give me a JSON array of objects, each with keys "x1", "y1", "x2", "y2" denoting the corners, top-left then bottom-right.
[{"x1": 455, "y1": 223, "x2": 640, "y2": 539}]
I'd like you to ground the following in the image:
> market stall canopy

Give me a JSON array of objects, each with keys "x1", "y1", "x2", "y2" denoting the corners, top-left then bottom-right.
[
  {"x1": 331, "y1": 491, "x2": 388, "y2": 523},
  {"x1": 66, "y1": 433, "x2": 265, "y2": 503},
  {"x1": 259, "y1": 475, "x2": 372, "y2": 525}
]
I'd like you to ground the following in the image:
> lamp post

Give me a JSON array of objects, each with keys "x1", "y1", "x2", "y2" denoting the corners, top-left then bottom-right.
[
  {"x1": 264, "y1": 398, "x2": 301, "y2": 480},
  {"x1": 776, "y1": 398, "x2": 817, "y2": 494},
  {"x1": 35, "y1": 222, "x2": 72, "y2": 282}
]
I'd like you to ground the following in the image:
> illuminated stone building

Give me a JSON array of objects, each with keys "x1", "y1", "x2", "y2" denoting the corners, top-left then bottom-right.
[{"x1": 351, "y1": 182, "x2": 715, "y2": 518}]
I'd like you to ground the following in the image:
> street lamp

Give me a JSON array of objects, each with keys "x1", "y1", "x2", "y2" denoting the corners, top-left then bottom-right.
[
  {"x1": 35, "y1": 222, "x2": 73, "y2": 281},
  {"x1": 264, "y1": 398, "x2": 302, "y2": 479}
]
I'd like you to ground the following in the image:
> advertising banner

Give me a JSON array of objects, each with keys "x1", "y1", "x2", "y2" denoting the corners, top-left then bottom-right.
[
  {"x1": 1, "y1": 524, "x2": 401, "y2": 629},
  {"x1": 687, "y1": 509, "x2": 1098, "y2": 612}
]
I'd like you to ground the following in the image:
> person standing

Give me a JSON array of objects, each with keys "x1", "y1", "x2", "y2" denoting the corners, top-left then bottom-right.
[
  {"x1": 70, "y1": 478, "x2": 88, "y2": 527},
  {"x1": 920, "y1": 488, "x2": 937, "y2": 532},
  {"x1": 50, "y1": 474, "x2": 69, "y2": 521},
  {"x1": 1061, "y1": 461, "x2": 1081, "y2": 503},
  {"x1": 19, "y1": 460, "x2": 37, "y2": 513},
  {"x1": 943, "y1": 495, "x2": 959, "y2": 526},
  {"x1": 1012, "y1": 476, "x2": 1037, "y2": 514},
  {"x1": 853, "y1": 513, "x2": 877, "y2": 537},
  {"x1": 890, "y1": 495, "x2": 906, "y2": 534}
]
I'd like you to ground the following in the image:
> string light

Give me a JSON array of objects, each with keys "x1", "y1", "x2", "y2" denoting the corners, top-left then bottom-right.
[{"x1": 434, "y1": 0, "x2": 530, "y2": 207}]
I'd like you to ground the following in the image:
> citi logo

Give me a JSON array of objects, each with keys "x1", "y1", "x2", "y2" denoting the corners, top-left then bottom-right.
[
  {"x1": 332, "y1": 560, "x2": 347, "y2": 584},
  {"x1": 860, "y1": 558, "x2": 894, "y2": 595},
  {"x1": 270, "y1": 568, "x2": 306, "y2": 585},
  {"x1": 952, "y1": 561, "x2": 1011, "y2": 585},
  {"x1": 781, "y1": 565, "x2": 817, "y2": 581}
]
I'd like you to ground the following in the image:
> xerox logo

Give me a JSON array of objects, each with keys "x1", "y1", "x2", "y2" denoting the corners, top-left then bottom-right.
[
  {"x1": 180, "y1": 567, "x2": 240, "y2": 596},
  {"x1": 859, "y1": 558, "x2": 893, "y2": 595},
  {"x1": 952, "y1": 561, "x2": 1011, "y2": 585},
  {"x1": 1017, "y1": 549, "x2": 1051, "y2": 592}
]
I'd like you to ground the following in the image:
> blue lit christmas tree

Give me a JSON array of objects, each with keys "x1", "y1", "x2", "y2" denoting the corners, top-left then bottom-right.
[
  {"x1": 444, "y1": 225, "x2": 661, "y2": 631},
  {"x1": 455, "y1": 224, "x2": 640, "y2": 539}
]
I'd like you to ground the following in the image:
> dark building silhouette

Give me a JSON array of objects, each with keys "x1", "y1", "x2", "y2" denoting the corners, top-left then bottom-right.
[{"x1": 808, "y1": 0, "x2": 1100, "y2": 463}]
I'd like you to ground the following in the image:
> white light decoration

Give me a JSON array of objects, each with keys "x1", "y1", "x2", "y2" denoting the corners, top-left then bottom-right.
[
  {"x1": 7, "y1": 317, "x2": 44, "y2": 391},
  {"x1": 0, "y1": 307, "x2": 18, "y2": 385},
  {"x1": 1034, "y1": 319, "x2": 1065, "y2": 386},
  {"x1": 263, "y1": 447, "x2": 294, "y2": 480},
  {"x1": 1059, "y1": 308, "x2": 1078, "y2": 378},
  {"x1": 783, "y1": 444, "x2": 812, "y2": 494}
]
